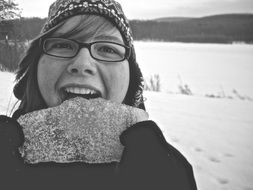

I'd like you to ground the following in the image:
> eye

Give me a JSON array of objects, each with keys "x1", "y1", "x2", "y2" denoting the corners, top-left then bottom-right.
[
  {"x1": 92, "y1": 42, "x2": 126, "y2": 61},
  {"x1": 97, "y1": 45, "x2": 118, "y2": 54},
  {"x1": 51, "y1": 42, "x2": 74, "y2": 50}
]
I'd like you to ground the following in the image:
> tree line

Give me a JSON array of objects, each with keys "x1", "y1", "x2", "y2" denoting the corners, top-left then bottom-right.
[
  {"x1": 130, "y1": 14, "x2": 253, "y2": 43},
  {"x1": 1, "y1": 14, "x2": 253, "y2": 43},
  {"x1": 0, "y1": 17, "x2": 46, "y2": 41},
  {"x1": 1, "y1": 13, "x2": 253, "y2": 71}
]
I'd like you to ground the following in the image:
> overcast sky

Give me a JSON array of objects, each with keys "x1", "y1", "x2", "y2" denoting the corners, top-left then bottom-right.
[{"x1": 16, "y1": 0, "x2": 253, "y2": 19}]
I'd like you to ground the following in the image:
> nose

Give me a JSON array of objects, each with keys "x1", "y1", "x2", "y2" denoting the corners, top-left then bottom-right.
[{"x1": 67, "y1": 48, "x2": 97, "y2": 76}]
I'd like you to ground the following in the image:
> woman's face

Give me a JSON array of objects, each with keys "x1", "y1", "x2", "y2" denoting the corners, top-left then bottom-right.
[{"x1": 37, "y1": 16, "x2": 130, "y2": 107}]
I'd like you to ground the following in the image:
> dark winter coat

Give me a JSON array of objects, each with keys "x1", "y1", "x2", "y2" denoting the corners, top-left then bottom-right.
[{"x1": 0, "y1": 114, "x2": 197, "y2": 190}]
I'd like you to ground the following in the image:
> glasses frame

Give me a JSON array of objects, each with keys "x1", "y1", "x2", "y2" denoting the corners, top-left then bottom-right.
[{"x1": 40, "y1": 37, "x2": 131, "y2": 62}]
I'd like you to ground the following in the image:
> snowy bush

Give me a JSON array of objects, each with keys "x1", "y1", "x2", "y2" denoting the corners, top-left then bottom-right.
[{"x1": 144, "y1": 74, "x2": 161, "y2": 92}]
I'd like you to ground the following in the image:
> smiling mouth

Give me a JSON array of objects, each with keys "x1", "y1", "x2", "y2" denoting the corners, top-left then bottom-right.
[{"x1": 61, "y1": 87, "x2": 102, "y2": 102}]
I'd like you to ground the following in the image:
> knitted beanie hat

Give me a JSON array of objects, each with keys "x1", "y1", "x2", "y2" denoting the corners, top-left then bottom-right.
[
  {"x1": 13, "y1": 0, "x2": 145, "y2": 109},
  {"x1": 44, "y1": 0, "x2": 133, "y2": 46}
]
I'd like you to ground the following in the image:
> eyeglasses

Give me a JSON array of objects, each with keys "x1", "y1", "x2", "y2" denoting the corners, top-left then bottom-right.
[{"x1": 41, "y1": 38, "x2": 131, "y2": 62}]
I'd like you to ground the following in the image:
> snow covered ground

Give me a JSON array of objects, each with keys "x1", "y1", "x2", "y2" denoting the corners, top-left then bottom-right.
[
  {"x1": 144, "y1": 91, "x2": 253, "y2": 190},
  {"x1": 1, "y1": 71, "x2": 253, "y2": 190},
  {"x1": 1, "y1": 42, "x2": 253, "y2": 189},
  {"x1": 0, "y1": 71, "x2": 17, "y2": 115},
  {"x1": 136, "y1": 42, "x2": 253, "y2": 98}
]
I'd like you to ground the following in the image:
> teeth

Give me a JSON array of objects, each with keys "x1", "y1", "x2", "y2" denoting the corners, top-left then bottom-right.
[{"x1": 64, "y1": 87, "x2": 97, "y2": 95}]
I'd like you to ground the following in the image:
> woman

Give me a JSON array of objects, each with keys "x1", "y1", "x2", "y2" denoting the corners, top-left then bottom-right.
[{"x1": 0, "y1": 0, "x2": 197, "y2": 189}]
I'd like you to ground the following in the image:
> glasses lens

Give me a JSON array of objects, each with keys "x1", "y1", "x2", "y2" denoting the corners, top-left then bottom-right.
[
  {"x1": 92, "y1": 42, "x2": 126, "y2": 61},
  {"x1": 43, "y1": 38, "x2": 78, "y2": 58}
]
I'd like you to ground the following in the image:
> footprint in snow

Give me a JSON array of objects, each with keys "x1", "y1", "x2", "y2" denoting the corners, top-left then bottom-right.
[
  {"x1": 217, "y1": 177, "x2": 229, "y2": 185},
  {"x1": 244, "y1": 187, "x2": 253, "y2": 190},
  {"x1": 224, "y1": 153, "x2": 234, "y2": 157},
  {"x1": 194, "y1": 147, "x2": 203, "y2": 152},
  {"x1": 209, "y1": 156, "x2": 221, "y2": 163}
]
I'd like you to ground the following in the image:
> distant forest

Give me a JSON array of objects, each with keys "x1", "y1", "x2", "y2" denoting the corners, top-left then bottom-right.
[
  {"x1": 1, "y1": 13, "x2": 253, "y2": 43},
  {"x1": 1, "y1": 13, "x2": 253, "y2": 71},
  {"x1": 131, "y1": 14, "x2": 253, "y2": 43}
]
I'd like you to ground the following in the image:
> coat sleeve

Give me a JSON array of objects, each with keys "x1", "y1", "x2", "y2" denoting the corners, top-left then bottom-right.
[
  {"x1": 0, "y1": 115, "x2": 25, "y2": 176},
  {"x1": 118, "y1": 120, "x2": 197, "y2": 190}
]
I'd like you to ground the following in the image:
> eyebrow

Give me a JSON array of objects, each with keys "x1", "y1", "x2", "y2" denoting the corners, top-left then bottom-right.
[
  {"x1": 94, "y1": 35, "x2": 123, "y2": 44},
  {"x1": 52, "y1": 32, "x2": 124, "y2": 44}
]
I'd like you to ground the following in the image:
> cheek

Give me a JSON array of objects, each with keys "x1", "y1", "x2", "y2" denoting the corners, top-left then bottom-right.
[
  {"x1": 105, "y1": 62, "x2": 130, "y2": 102},
  {"x1": 38, "y1": 57, "x2": 56, "y2": 90},
  {"x1": 37, "y1": 56, "x2": 65, "y2": 105},
  {"x1": 117, "y1": 68, "x2": 129, "y2": 90}
]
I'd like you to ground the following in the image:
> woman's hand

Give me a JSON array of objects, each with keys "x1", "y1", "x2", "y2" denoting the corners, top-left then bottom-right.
[{"x1": 17, "y1": 97, "x2": 148, "y2": 164}]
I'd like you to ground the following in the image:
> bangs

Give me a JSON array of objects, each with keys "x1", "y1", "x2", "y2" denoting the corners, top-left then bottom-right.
[{"x1": 52, "y1": 15, "x2": 120, "y2": 42}]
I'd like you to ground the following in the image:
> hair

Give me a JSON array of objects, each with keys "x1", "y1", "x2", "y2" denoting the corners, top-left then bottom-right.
[{"x1": 16, "y1": 15, "x2": 134, "y2": 114}]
